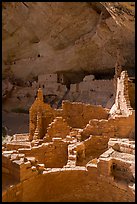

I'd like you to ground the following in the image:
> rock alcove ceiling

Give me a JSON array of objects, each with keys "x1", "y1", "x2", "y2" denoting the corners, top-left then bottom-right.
[{"x1": 2, "y1": 2, "x2": 135, "y2": 82}]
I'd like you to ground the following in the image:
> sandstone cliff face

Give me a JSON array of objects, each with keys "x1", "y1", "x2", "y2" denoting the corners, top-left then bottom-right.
[{"x1": 2, "y1": 2, "x2": 135, "y2": 81}]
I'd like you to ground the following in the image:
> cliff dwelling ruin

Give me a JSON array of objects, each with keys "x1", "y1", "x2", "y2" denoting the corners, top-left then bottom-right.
[
  {"x1": 2, "y1": 2, "x2": 135, "y2": 203},
  {"x1": 2, "y1": 69, "x2": 135, "y2": 202}
]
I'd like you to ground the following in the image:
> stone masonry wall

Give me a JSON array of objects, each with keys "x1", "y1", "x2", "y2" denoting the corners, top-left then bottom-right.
[
  {"x1": 2, "y1": 154, "x2": 20, "y2": 181},
  {"x1": 46, "y1": 117, "x2": 71, "y2": 140},
  {"x1": 76, "y1": 134, "x2": 109, "y2": 166},
  {"x1": 2, "y1": 151, "x2": 37, "y2": 183},
  {"x1": 110, "y1": 71, "x2": 133, "y2": 117},
  {"x1": 81, "y1": 111, "x2": 135, "y2": 141},
  {"x1": 29, "y1": 89, "x2": 109, "y2": 140},
  {"x1": 2, "y1": 167, "x2": 135, "y2": 202},
  {"x1": 38, "y1": 74, "x2": 67, "y2": 96},
  {"x1": 84, "y1": 135, "x2": 109, "y2": 158},
  {"x1": 29, "y1": 89, "x2": 54, "y2": 140},
  {"x1": 38, "y1": 74, "x2": 114, "y2": 107},
  {"x1": 68, "y1": 77, "x2": 114, "y2": 107},
  {"x1": 61, "y1": 101, "x2": 109, "y2": 128},
  {"x1": 18, "y1": 141, "x2": 68, "y2": 168}
]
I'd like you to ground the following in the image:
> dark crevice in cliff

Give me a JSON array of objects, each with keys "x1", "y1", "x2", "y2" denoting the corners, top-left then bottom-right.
[
  {"x1": 88, "y1": 2, "x2": 111, "y2": 19},
  {"x1": 22, "y1": 2, "x2": 29, "y2": 8}
]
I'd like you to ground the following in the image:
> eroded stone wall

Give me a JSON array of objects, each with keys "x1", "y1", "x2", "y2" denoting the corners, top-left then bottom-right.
[
  {"x1": 38, "y1": 74, "x2": 67, "y2": 97},
  {"x1": 2, "y1": 163, "x2": 135, "y2": 202},
  {"x1": 62, "y1": 101, "x2": 109, "y2": 128},
  {"x1": 110, "y1": 71, "x2": 133, "y2": 117},
  {"x1": 29, "y1": 90, "x2": 110, "y2": 139},
  {"x1": 45, "y1": 117, "x2": 71, "y2": 141},
  {"x1": 68, "y1": 76, "x2": 114, "y2": 107},
  {"x1": 29, "y1": 88, "x2": 54, "y2": 140},
  {"x1": 32, "y1": 74, "x2": 114, "y2": 108},
  {"x1": 81, "y1": 112, "x2": 134, "y2": 141},
  {"x1": 18, "y1": 140, "x2": 68, "y2": 168}
]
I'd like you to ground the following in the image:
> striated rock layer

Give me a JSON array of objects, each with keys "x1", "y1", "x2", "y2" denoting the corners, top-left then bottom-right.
[{"x1": 2, "y1": 2, "x2": 135, "y2": 81}]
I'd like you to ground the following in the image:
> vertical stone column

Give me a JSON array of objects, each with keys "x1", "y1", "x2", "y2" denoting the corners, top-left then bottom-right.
[
  {"x1": 33, "y1": 111, "x2": 42, "y2": 140},
  {"x1": 29, "y1": 88, "x2": 44, "y2": 141},
  {"x1": 113, "y1": 49, "x2": 125, "y2": 99},
  {"x1": 110, "y1": 70, "x2": 133, "y2": 117},
  {"x1": 37, "y1": 88, "x2": 43, "y2": 101},
  {"x1": 123, "y1": 71, "x2": 133, "y2": 112},
  {"x1": 124, "y1": 71, "x2": 130, "y2": 105},
  {"x1": 29, "y1": 108, "x2": 37, "y2": 141}
]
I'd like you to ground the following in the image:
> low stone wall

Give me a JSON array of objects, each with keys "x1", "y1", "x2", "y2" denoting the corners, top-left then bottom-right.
[
  {"x1": 18, "y1": 141, "x2": 68, "y2": 168},
  {"x1": 110, "y1": 113, "x2": 135, "y2": 138},
  {"x1": 2, "y1": 166, "x2": 134, "y2": 202},
  {"x1": 2, "y1": 135, "x2": 135, "y2": 202},
  {"x1": 81, "y1": 112, "x2": 135, "y2": 140},
  {"x1": 6, "y1": 142, "x2": 31, "y2": 151},
  {"x1": 2, "y1": 154, "x2": 20, "y2": 181},
  {"x1": 81, "y1": 119, "x2": 114, "y2": 140},
  {"x1": 84, "y1": 135, "x2": 109, "y2": 158}
]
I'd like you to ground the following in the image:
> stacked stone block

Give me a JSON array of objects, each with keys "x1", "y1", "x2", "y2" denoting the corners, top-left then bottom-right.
[
  {"x1": 110, "y1": 71, "x2": 133, "y2": 117},
  {"x1": 45, "y1": 117, "x2": 70, "y2": 140},
  {"x1": 29, "y1": 88, "x2": 54, "y2": 141}
]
